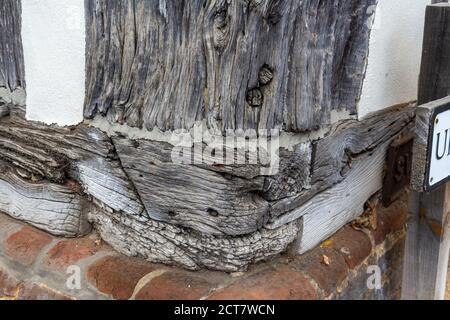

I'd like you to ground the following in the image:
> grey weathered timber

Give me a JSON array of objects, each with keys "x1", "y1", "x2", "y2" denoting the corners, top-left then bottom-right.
[
  {"x1": 418, "y1": 3, "x2": 450, "y2": 105},
  {"x1": 84, "y1": 0, "x2": 377, "y2": 133},
  {"x1": 89, "y1": 202, "x2": 301, "y2": 272},
  {"x1": 0, "y1": 113, "x2": 146, "y2": 218},
  {"x1": 0, "y1": 108, "x2": 413, "y2": 270},
  {"x1": 0, "y1": 100, "x2": 415, "y2": 270},
  {"x1": 112, "y1": 104, "x2": 414, "y2": 235},
  {"x1": 263, "y1": 143, "x2": 312, "y2": 201},
  {"x1": 402, "y1": 185, "x2": 450, "y2": 299},
  {"x1": 0, "y1": 161, "x2": 91, "y2": 237},
  {"x1": 268, "y1": 141, "x2": 390, "y2": 231},
  {"x1": 270, "y1": 104, "x2": 416, "y2": 217},
  {"x1": 411, "y1": 96, "x2": 450, "y2": 191},
  {"x1": 0, "y1": 0, "x2": 25, "y2": 95},
  {"x1": 0, "y1": 113, "x2": 302, "y2": 270},
  {"x1": 113, "y1": 137, "x2": 269, "y2": 236},
  {"x1": 0, "y1": 103, "x2": 9, "y2": 118},
  {"x1": 295, "y1": 141, "x2": 390, "y2": 253},
  {"x1": 0, "y1": 103, "x2": 415, "y2": 236}
]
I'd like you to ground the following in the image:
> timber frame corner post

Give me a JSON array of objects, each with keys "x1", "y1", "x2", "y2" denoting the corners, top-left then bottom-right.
[
  {"x1": 0, "y1": 1, "x2": 418, "y2": 272},
  {"x1": 402, "y1": 3, "x2": 450, "y2": 300}
]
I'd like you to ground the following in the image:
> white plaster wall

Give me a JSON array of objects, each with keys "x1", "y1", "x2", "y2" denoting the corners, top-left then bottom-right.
[
  {"x1": 22, "y1": 0, "x2": 85, "y2": 126},
  {"x1": 358, "y1": 0, "x2": 430, "y2": 118}
]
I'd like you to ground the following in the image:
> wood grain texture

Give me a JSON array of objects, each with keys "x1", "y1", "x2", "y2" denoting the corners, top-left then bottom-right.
[
  {"x1": 295, "y1": 141, "x2": 389, "y2": 253},
  {"x1": 263, "y1": 143, "x2": 312, "y2": 201},
  {"x1": 113, "y1": 137, "x2": 269, "y2": 236},
  {"x1": 113, "y1": 104, "x2": 412, "y2": 235},
  {"x1": 0, "y1": 0, "x2": 25, "y2": 93},
  {"x1": 84, "y1": 0, "x2": 377, "y2": 133},
  {"x1": 270, "y1": 104, "x2": 416, "y2": 217},
  {"x1": 0, "y1": 161, "x2": 91, "y2": 237},
  {"x1": 0, "y1": 113, "x2": 302, "y2": 270},
  {"x1": 89, "y1": 202, "x2": 301, "y2": 272},
  {"x1": 0, "y1": 104, "x2": 414, "y2": 269},
  {"x1": 0, "y1": 114, "x2": 146, "y2": 218},
  {"x1": 402, "y1": 186, "x2": 450, "y2": 300},
  {"x1": 267, "y1": 142, "x2": 389, "y2": 231},
  {"x1": 410, "y1": 3, "x2": 450, "y2": 191},
  {"x1": 418, "y1": 3, "x2": 450, "y2": 106}
]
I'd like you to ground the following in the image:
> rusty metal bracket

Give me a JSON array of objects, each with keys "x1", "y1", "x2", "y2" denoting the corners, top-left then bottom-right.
[{"x1": 382, "y1": 134, "x2": 414, "y2": 207}]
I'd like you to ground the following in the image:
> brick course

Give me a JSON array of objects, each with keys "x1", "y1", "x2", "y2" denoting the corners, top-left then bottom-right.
[
  {"x1": 0, "y1": 191, "x2": 435, "y2": 300},
  {"x1": 86, "y1": 255, "x2": 157, "y2": 300},
  {"x1": 4, "y1": 227, "x2": 52, "y2": 267}
]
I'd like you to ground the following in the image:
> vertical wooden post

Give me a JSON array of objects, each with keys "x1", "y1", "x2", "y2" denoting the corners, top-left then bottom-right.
[
  {"x1": 402, "y1": 3, "x2": 450, "y2": 300},
  {"x1": 418, "y1": 3, "x2": 450, "y2": 106},
  {"x1": 403, "y1": 185, "x2": 450, "y2": 299}
]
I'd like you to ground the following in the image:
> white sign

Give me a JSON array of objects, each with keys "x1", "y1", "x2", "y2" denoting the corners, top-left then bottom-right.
[{"x1": 428, "y1": 108, "x2": 450, "y2": 189}]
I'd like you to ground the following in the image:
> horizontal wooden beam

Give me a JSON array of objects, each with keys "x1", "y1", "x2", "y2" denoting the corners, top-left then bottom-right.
[
  {"x1": 90, "y1": 203, "x2": 301, "y2": 272},
  {"x1": 270, "y1": 104, "x2": 415, "y2": 218},
  {"x1": 0, "y1": 161, "x2": 91, "y2": 237},
  {"x1": 0, "y1": 103, "x2": 414, "y2": 270}
]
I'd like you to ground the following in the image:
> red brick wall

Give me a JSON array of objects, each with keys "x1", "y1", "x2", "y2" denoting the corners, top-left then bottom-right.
[{"x1": 0, "y1": 194, "x2": 408, "y2": 300}]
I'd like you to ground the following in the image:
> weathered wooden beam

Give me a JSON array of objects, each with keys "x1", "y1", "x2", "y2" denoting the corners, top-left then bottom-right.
[
  {"x1": 267, "y1": 141, "x2": 389, "y2": 231},
  {"x1": 0, "y1": 161, "x2": 91, "y2": 237},
  {"x1": 0, "y1": 102, "x2": 414, "y2": 269},
  {"x1": 0, "y1": 102, "x2": 415, "y2": 235},
  {"x1": 262, "y1": 143, "x2": 312, "y2": 201},
  {"x1": 113, "y1": 137, "x2": 269, "y2": 236},
  {"x1": 84, "y1": 0, "x2": 377, "y2": 133},
  {"x1": 89, "y1": 202, "x2": 301, "y2": 272},
  {"x1": 270, "y1": 104, "x2": 416, "y2": 218},
  {"x1": 295, "y1": 142, "x2": 389, "y2": 253},
  {"x1": 0, "y1": 114, "x2": 146, "y2": 218}
]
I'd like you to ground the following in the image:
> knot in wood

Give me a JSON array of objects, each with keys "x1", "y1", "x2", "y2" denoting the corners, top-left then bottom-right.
[
  {"x1": 214, "y1": 7, "x2": 229, "y2": 30},
  {"x1": 213, "y1": 5, "x2": 230, "y2": 50},
  {"x1": 246, "y1": 88, "x2": 264, "y2": 107},
  {"x1": 258, "y1": 65, "x2": 274, "y2": 86},
  {"x1": 207, "y1": 208, "x2": 219, "y2": 217}
]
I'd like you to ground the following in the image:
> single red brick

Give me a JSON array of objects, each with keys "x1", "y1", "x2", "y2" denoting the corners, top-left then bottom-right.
[
  {"x1": 86, "y1": 255, "x2": 157, "y2": 300},
  {"x1": 208, "y1": 265, "x2": 317, "y2": 300},
  {"x1": 135, "y1": 271, "x2": 219, "y2": 300},
  {"x1": 372, "y1": 200, "x2": 408, "y2": 245},
  {"x1": 323, "y1": 226, "x2": 372, "y2": 269},
  {"x1": 4, "y1": 226, "x2": 53, "y2": 266},
  {"x1": 44, "y1": 236, "x2": 101, "y2": 271},
  {"x1": 293, "y1": 248, "x2": 348, "y2": 297}
]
